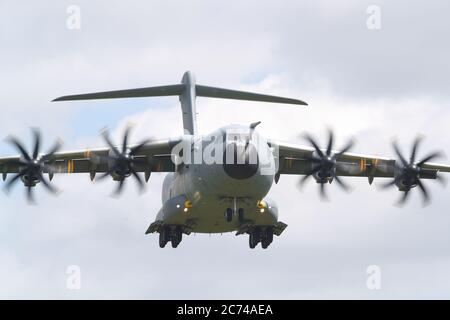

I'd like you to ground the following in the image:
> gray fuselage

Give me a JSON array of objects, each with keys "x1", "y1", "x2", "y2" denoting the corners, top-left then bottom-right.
[{"x1": 155, "y1": 124, "x2": 279, "y2": 233}]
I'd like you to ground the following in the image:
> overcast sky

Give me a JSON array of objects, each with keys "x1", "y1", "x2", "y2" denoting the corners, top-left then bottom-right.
[{"x1": 1, "y1": 0, "x2": 450, "y2": 299}]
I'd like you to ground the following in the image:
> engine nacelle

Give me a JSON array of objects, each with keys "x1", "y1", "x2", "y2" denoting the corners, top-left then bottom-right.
[
  {"x1": 106, "y1": 149, "x2": 132, "y2": 181},
  {"x1": 20, "y1": 174, "x2": 40, "y2": 187},
  {"x1": 313, "y1": 169, "x2": 335, "y2": 184},
  {"x1": 394, "y1": 176, "x2": 416, "y2": 191},
  {"x1": 18, "y1": 156, "x2": 44, "y2": 187},
  {"x1": 394, "y1": 166, "x2": 438, "y2": 191},
  {"x1": 309, "y1": 150, "x2": 335, "y2": 183}
]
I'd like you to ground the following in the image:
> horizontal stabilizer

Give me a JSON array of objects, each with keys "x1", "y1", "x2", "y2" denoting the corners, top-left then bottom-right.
[
  {"x1": 196, "y1": 85, "x2": 307, "y2": 105},
  {"x1": 53, "y1": 71, "x2": 307, "y2": 135},
  {"x1": 53, "y1": 84, "x2": 307, "y2": 105},
  {"x1": 53, "y1": 84, "x2": 185, "y2": 102}
]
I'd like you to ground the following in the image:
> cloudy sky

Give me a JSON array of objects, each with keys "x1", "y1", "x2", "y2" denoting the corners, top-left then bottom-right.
[{"x1": 1, "y1": 0, "x2": 450, "y2": 299}]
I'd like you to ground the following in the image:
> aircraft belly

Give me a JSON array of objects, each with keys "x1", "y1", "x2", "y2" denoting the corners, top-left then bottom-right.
[
  {"x1": 189, "y1": 199, "x2": 279, "y2": 234},
  {"x1": 156, "y1": 162, "x2": 276, "y2": 234}
]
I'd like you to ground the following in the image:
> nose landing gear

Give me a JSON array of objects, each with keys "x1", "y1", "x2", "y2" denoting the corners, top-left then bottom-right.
[
  {"x1": 225, "y1": 207, "x2": 245, "y2": 223},
  {"x1": 226, "y1": 208, "x2": 233, "y2": 222},
  {"x1": 238, "y1": 208, "x2": 245, "y2": 223}
]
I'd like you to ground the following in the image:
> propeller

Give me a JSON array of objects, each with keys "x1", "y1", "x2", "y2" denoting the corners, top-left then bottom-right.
[
  {"x1": 5, "y1": 129, "x2": 62, "y2": 203},
  {"x1": 299, "y1": 129, "x2": 354, "y2": 199},
  {"x1": 95, "y1": 128, "x2": 152, "y2": 195},
  {"x1": 382, "y1": 137, "x2": 444, "y2": 205}
]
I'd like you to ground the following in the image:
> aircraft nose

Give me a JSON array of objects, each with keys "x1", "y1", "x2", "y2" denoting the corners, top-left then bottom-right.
[{"x1": 223, "y1": 142, "x2": 259, "y2": 180}]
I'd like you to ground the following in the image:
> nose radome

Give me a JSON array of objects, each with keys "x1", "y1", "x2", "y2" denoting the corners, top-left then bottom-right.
[{"x1": 223, "y1": 142, "x2": 259, "y2": 180}]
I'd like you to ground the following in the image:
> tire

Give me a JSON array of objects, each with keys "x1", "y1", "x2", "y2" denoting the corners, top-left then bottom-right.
[
  {"x1": 249, "y1": 233, "x2": 257, "y2": 249},
  {"x1": 266, "y1": 227, "x2": 274, "y2": 244},
  {"x1": 238, "y1": 208, "x2": 244, "y2": 223},
  {"x1": 226, "y1": 208, "x2": 233, "y2": 222},
  {"x1": 176, "y1": 226, "x2": 183, "y2": 243},
  {"x1": 171, "y1": 226, "x2": 183, "y2": 248},
  {"x1": 254, "y1": 227, "x2": 261, "y2": 243},
  {"x1": 171, "y1": 239, "x2": 179, "y2": 248},
  {"x1": 261, "y1": 239, "x2": 269, "y2": 249},
  {"x1": 261, "y1": 227, "x2": 273, "y2": 249},
  {"x1": 249, "y1": 228, "x2": 262, "y2": 249},
  {"x1": 159, "y1": 227, "x2": 168, "y2": 248}
]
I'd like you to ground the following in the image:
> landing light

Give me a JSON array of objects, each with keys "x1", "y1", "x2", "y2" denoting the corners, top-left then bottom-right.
[
  {"x1": 183, "y1": 207, "x2": 189, "y2": 213},
  {"x1": 257, "y1": 200, "x2": 267, "y2": 209},
  {"x1": 260, "y1": 208, "x2": 265, "y2": 213}
]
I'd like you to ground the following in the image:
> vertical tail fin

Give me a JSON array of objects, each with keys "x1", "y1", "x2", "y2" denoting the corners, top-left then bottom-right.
[{"x1": 179, "y1": 71, "x2": 198, "y2": 135}]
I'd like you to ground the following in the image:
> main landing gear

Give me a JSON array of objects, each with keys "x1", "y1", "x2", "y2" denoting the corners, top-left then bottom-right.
[
  {"x1": 159, "y1": 225, "x2": 183, "y2": 248},
  {"x1": 249, "y1": 227, "x2": 273, "y2": 249}
]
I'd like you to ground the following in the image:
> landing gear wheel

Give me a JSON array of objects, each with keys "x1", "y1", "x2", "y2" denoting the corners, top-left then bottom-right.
[
  {"x1": 171, "y1": 226, "x2": 183, "y2": 248},
  {"x1": 249, "y1": 233, "x2": 257, "y2": 249},
  {"x1": 159, "y1": 226, "x2": 169, "y2": 248},
  {"x1": 226, "y1": 208, "x2": 233, "y2": 222},
  {"x1": 261, "y1": 227, "x2": 273, "y2": 249},
  {"x1": 249, "y1": 227, "x2": 262, "y2": 249},
  {"x1": 261, "y1": 237, "x2": 271, "y2": 249},
  {"x1": 266, "y1": 227, "x2": 274, "y2": 243},
  {"x1": 238, "y1": 208, "x2": 244, "y2": 223}
]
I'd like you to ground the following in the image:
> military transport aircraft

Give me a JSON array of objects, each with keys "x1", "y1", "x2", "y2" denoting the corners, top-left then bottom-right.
[{"x1": 1, "y1": 71, "x2": 449, "y2": 249}]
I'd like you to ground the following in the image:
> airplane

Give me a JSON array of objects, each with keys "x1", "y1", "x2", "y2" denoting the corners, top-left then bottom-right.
[{"x1": 1, "y1": 71, "x2": 449, "y2": 249}]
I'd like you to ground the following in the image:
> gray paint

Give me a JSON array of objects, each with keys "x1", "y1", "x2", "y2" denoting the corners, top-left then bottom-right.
[
  {"x1": 179, "y1": 71, "x2": 198, "y2": 135},
  {"x1": 157, "y1": 125, "x2": 276, "y2": 233}
]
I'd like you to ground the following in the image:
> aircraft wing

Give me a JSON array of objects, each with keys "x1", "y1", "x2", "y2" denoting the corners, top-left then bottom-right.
[
  {"x1": 0, "y1": 138, "x2": 179, "y2": 177},
  {"x1": 271, "y1": 140, "x2": 450, "y2": 182}
]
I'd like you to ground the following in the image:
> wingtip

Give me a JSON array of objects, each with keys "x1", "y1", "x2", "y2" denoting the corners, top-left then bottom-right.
[
  {"x1": 296, "y1": 100, "x2": 308, "y2": 106},
  {"x1": 53, "y1": 95, "x2": 76, "y2": 102}
]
